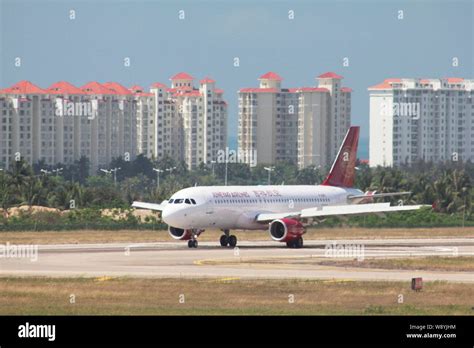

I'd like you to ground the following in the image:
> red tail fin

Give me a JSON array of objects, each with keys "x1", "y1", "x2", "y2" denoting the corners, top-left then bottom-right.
[{"x1": 322, "y1": 126, "x2": 359, "y2": 188}]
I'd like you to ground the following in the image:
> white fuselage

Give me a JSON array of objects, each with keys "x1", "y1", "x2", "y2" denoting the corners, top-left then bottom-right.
[{"x1": 162, "y1": 185, "x2": 363, "y2": 230}]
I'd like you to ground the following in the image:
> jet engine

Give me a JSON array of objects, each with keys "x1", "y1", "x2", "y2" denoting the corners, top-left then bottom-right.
[
  {"x1": 269, "y1": 218, "x2": 305, "y2": 247},
  {"x1": 168, "y1": 226, "x2": 193, "y2": 240}
]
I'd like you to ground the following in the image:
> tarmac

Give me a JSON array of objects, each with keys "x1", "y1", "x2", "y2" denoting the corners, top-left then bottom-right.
[{"x1": 0, "y1": 238, "x2": 473, "y2": 283}]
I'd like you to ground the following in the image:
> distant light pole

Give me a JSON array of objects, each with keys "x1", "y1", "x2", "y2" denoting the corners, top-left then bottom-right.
[
  {"x1": 165, "y1": 166, "x2": 176, "y2": 174},
  {"x1": 153, "y1": 168, "x2": 164, "y2": 189},
  {"x1": 52, "y1": 168, "x2": 63, "y2": 176},
  {"x1": 211, "y1": 160, "x2": 216, "y2": 177},
  {"x1": 225, "y1": 158, "x2": 229, "y2": 186},
  {"x1": 100, "y1": 167, "x2": 121, "y2": 186},
  {"x1": 264, "y1": 166, "x2": 275, "y2": 185}
]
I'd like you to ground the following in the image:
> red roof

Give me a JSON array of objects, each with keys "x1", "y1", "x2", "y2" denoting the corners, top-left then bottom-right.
[
  {"x1": 297, "y1": 87, "x2": 330, "y2": 93},
  {"x1": 173, "y1": 90, "x2": 202, "y2": 97},
  {"x1": 341, "y1": 87, "x2": 353, "y2": 93},
  {"x1": 167, "y1": 86, "x2": 193, "y2": 93},
  {"x1": 81, "y1": 82, "x2": 116, "y2": 95},
  {"x1": 259, "y1": 72, "x2": 282, "y2": 81},
  {"x1": 129, "y1": 85, "x2": 144, "y2": 92},
  {"x1": 151, "y1": 82, "x2": 167, "y2": 88},
  {"x1": 239, "y1": 88, "x2": 278, "y2": 93},
  {"x1": 103, "y1": 82, "x2": 133, "y2": 95},
  {"x1": 318, "y1": 72, "x2": 343, "y2": 79},
  {"x1": 215, "y1": 88, "x2": 224, "y2": 94},
  {"x1": 129, "y1": 85, "x2": 153, "y2": 96},
  {"x1": 200, "y1": 77, "x2": 216, "y2": 84},
  {"x1": 135, "y1": 92, "x2": 154, "y2": 97},
  {"x1": 446, "y1": 77, "x2": 464, "y2": 84},
  {"x1": 1, "y1": 80, "x2": 46, "y2": 94},
  {"x1": 46, "y1": 81, "x2": 85, "y2": 95},
  {"x1": 368, "y1": 78, "x2": 402, "y2": 90},
  {"x1": 170, "y1": 72, "x2": 194, "y2": 80}
]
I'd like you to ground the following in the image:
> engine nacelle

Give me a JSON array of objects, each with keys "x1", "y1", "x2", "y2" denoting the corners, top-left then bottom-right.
[
  {"x1": 168, "y1": 226, "x2": 193, "y2": 240},
  {"x1": 269, "y1": 218, "x2": 305, "y2": 242}
]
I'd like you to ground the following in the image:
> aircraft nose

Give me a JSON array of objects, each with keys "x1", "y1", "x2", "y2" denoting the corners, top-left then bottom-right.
[{"x1": 162, "y1": 207, "x2": 181, "y2": 226}]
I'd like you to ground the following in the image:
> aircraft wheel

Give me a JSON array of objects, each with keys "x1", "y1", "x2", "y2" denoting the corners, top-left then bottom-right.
[
  {"x1": 295, "y1": 237, "x2": 304, "y2": 249},
  {"x1": 193, "y1": 240, "x2": 198, "y2": 248},
  {"x1": 228, "y1": 235, "x2": 237, "y2": 247},
  {"x1": 220, "y1": 235, "x2": 229, "y2": 247},
  {"x1": 286, "y1": 241, "x2": 293, "y2": 248},
  {"x1": 188, "y1": 240, "x2": 194, "y2": 248}
]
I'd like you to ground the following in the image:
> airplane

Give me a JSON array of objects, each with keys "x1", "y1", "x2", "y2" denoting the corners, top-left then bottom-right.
[{"x1": 132, "y1": 126, "x2": 425, "y2": 248}]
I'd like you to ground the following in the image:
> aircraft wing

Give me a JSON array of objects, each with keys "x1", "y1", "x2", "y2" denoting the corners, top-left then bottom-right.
[
  {"x1": 256, "y1": 202, "x2": 427, "y2": 223},
  {"x1": 131, "y1": 201, "x2": 168, "y2": 211}
]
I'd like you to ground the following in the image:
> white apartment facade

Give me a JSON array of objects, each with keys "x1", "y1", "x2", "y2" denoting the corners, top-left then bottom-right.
[
  {"x1": 0, "y1": 73, "x2": 228, "y2": 171},
  {"x1": 149, "y1": 73, "x2": 228, "y2": 169},
  {"x1": 369, "y1": 77, "x2": 474, "y2": 167},
  {"x1": 238, "y1": 72, "x2": 352, "y2": 168},
  {"x1": 0, "y1": 80, "x2": 138, "y2": 171}
]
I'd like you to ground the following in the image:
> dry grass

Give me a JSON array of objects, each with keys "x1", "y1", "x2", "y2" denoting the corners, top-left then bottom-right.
[
  {"x1": 0, "y1": 227, "x2": 472, "y2": 245},
  {"x1": 0, "y1": 277, "x2": 472, "y2": 315},
  {"x1": 316, "y1": 256, "x2": 474, "y2": 272}
]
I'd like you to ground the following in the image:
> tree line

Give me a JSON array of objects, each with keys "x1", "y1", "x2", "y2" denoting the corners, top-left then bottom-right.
[{"x1": 0, "y1": 155, "x2": 472, "y2": 218}]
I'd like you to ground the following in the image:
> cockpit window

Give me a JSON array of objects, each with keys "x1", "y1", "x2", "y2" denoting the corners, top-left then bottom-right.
[{"x1": 171, "y1": 198, "x2": 197, "y2": 204}]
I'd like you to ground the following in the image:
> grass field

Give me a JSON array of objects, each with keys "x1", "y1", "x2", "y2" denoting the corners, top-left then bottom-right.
[
  {"x1": 0, "y1": 277, "x2": 472, "y2": 315},
  {"x1": 0, "y1": 226, "x2": 473, "y2": 245},
  {"x1": 198, "y1": 256, "x2": 474, "y2": 272}
]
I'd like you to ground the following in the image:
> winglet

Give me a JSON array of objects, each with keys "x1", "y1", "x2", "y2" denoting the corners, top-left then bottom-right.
[{"x1": 322, "y1": 126, "x2": 359, "y2": 188}]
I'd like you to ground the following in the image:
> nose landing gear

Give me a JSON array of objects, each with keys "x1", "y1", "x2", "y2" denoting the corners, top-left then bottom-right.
[
  {"x1": 187, "y1": 229, "x2": 204, "y2": 248},
  {"x1": 220, "y1": 229, "x2": 238, "y2": 247}
]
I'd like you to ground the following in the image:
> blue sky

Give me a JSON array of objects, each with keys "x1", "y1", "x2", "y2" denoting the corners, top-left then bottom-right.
[{"x1": 1, "y1": 0, "x2": 473, "y2": 157}]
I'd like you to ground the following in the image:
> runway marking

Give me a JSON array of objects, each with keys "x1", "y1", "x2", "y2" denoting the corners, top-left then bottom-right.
[
  {"x1": 94, "y1": 276, "x2": 115, "y2": 282},
  {"x1": 214, "y1": 277, "x2": 241, "y2": 283},
  {"x1": 322, "y1": 279, "x2": 355, "y2": 284}
]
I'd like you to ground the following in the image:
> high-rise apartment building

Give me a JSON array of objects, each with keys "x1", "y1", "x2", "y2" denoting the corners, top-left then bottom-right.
[
  {"x1": 369, "y1": 77, "x2": 474, "y2": 167},
  {"x1": 0, "y1": 73, "x2": 228, "y2": 171},
  {"x1": 238, "y1": 72, "x2": 352, "y2": 168},
  {"x1": 0, "y1": 80, "x2": 139, "y2": 171},
  {"x1": 149, "y1": 73, "x2": 228, "y2": 169}
]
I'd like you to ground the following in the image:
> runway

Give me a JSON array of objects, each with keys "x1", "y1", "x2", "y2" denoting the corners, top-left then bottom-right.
[{"x1": 1, "y1": 238, "x2": 473, "y2": 283}]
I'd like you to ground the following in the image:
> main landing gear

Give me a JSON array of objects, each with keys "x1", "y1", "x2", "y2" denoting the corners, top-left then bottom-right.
[
  {"x1": 286, "y1": 236, "x2": 304, "y2": 249},
  {"x1": 220, "y1": 229, "x2": 237, "y2": 247}
]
